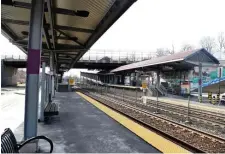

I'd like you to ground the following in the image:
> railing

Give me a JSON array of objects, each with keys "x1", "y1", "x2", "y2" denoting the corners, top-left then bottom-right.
[
  {"x1": 79, "y1": 50, "x2": 156, "y2": 63},
  {"x1": 1, "y1": 55, "x2": 27, "y2": 60},
  {"x1": 1, "y1": 50, "x2": 157, "y2": 63},
  {"x1": 160, "y1": 84, "x2": 168, "y2": 96}
]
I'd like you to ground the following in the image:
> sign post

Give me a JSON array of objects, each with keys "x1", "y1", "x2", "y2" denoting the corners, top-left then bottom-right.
[
  {"x1": 141, "y1": 76, "x2": 148, "y2": 105},
  {"x1": 69, "y1": 78, "x2": 75, "y2": 85},
  {"x1": 185, "y1": 80, "x2": 192, "y2": 124}
]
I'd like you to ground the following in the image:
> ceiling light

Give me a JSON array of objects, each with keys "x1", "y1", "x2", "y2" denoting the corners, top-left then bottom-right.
[{"x1": 75, "y1": 10, "x2": 89, "y2": 17}]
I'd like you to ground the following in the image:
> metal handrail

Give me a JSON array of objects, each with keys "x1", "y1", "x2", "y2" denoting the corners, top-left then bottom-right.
[
  {"x1": 160, "y1": 84, "x2": 168, "y2": 96},
  {"x1": 79, "y1": 50, "x2": 156, "y2": 63},
  {"x1": 1, "y1": 55, "x2": 27, "y2": 60},
  {"x1": 1, "y1": 50, "x2": 157, "y2": 63}
]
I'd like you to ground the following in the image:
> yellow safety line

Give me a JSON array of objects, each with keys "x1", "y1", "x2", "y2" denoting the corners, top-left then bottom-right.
[{"x1": 77, "y1": 92, "x2": 190, "y2": 153}]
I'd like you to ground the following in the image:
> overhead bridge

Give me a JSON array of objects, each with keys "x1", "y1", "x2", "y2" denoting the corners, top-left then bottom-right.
[
  {"x1": 1, "y1": 57, "x2": 126, "y2": 70},
  {"x1": 1, "y1": 50, "x2": 154, "y2": 69}
]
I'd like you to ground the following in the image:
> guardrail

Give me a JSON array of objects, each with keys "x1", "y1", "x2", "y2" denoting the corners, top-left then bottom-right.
[
  {"x1": 1, "y1": 55, "x2": 27, "y2": 60},
  {"x1": 1, "y1": 50, "x2": 157, "y2": 63},
  {"x1": 79, "y1": 50, "x2": 156, "y2": 63}
]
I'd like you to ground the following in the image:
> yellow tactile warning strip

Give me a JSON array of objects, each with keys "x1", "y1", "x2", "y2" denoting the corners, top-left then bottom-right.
[{"x1": 77, "y1": 92, "x2": 190, "y2": 153}]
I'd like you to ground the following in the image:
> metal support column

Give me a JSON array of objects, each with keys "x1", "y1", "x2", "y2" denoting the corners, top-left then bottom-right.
[
  {"x1": 24, "y1": 0, "x2": 44, "y2": 139},
  {"x1": 135, "y1": 88, "x2": 138, "y2": 103},
  {"x1": 122, "y1": 88, "x2": 124, "y2": 102},
  {"x1": 46, "y1": 74, "x2": 49, "y2": 103},
  {"x1": 113, "y1": 86, "x2": 115, "y2": 98},
  {"x1": 186, "y1": 80, "x2": 191, "y2": 123},
  {"x1": 155, "y1": 71, "x2": 160, "y2": 114},
  {"x1": 50, "y1": 52, "x2": 55, "y2": 98},
  {"x1": 48, "y1": 74, "x2": 52, "y2": 102},
  {"x1": 56, "y1": 74, "x2": 58, "y2": 92},
  {"x1": 96, "y1": 75, "x2": 99, "y2": 93},
  {"x1": 218, "y1": 67, "x2": 222, "y2": 95},
  {"x1": 53, "y1": 64, "x2": 57, "y2": 96},
  {"x1": 198, "y1": 63, "x2": 202, "y2": 103},
  {"x1": 40, "y1": 62, "x2": 46, "y2": 122}
]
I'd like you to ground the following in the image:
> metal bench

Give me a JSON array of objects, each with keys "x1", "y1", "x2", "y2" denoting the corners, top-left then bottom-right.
[
  {"x1": 1, "y1": 128, "x2": 53, "y2": 153},
  {"x1": 44, "y1": 102, "x2": 59, "y2": 121}
]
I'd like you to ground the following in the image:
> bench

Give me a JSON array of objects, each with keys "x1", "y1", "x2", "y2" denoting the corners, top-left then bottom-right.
[
  {"x1": 1, "y1": 128, "x2": 53, "y2": 153},
  {"x1": 44, "y1": 102, "x2": 59, "y2": 121}
]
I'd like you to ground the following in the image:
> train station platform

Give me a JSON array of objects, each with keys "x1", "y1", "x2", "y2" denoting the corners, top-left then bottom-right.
[
  {"x1": 13, "y1": 92, "x2": 164, "y2": 153},
  {"x1": 146, "y1": 96, "x2": 225, "y2": 114}
]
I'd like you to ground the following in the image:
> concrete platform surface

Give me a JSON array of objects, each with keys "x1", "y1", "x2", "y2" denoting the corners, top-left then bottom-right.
[{"x1": 14, "y1": 92, "x2": 160, "y2": 153}]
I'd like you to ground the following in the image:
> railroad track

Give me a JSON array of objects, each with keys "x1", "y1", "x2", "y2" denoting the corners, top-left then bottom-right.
[
  {"x1": 102, "y1": 91, "x2": 225, "y2": 136},
  {"x1": 81, "y1": 90, "x2": 225, "y2": 153},
  {"x1": 104, "y1": 90, "x2": 225, "y2": 126}
]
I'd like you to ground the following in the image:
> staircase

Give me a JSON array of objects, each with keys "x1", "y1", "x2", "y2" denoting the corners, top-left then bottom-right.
[
  {"x1": 161, "y1": 82, "x2": 176, "y2": 95},
  {"x1": 148, "y1": 85, "x2": 165, "y2": 97}
]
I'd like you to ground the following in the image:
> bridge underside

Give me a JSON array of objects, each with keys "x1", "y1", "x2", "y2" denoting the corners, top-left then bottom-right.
[
  {"x1": 72, "y1": 62, "x2": 126, "y2": 70},
  {"x1": 2, "y1": 60, "x2": 127, "y2": 70},
  {"x1": 3, "y1": 60, "x2": 26, "y2": 68}
]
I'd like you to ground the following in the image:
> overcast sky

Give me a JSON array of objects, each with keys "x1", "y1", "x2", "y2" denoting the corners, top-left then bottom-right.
[
  {"x1": 92, "y1": 0, "x2": 225, "y2": 51},
  {"x1": 1, "y1": 0, "x2": 225, "y2": 75}
]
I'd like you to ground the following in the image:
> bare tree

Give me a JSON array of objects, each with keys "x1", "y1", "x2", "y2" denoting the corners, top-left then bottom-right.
[
  {"x1": 156, "y1": 48, "x2": 167, "y2": 57},
  {"x1": 217, "y1": 32, "x2": 225, "y2": 53},
  {"x1": 200, "y1": 36, "x2": 216, "y2": 53},
  {"x1": 129, "y1": 51, "x2": 136, "y2": 62},
  {"x1": 156, "y1": 45, "x2": 175, "y2": 57},
  {"x1": 17, "y1": 69, "x2": 26, "y2": 83},
  {"x1": 181, "y1": 44, "x2": 194, "y2": 52},
  {"x1": 169, "y1": 44, "x2": 175, "y2": 55}
]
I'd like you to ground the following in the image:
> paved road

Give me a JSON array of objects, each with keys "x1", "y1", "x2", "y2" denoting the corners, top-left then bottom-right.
[{"x1": 0, "y1": 88, "x2": 25, "y2": 133}]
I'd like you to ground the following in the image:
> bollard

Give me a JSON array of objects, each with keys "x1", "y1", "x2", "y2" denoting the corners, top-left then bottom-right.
[
  {"x1": 212, "y1": 96, "x2": 216, "y2": 105},
  {"x1": 216, "y1": 93, "x2": 220, "y2": 104},
  {"x1": 199, "y1": 95, "x2": 202, "y2": 103},
  {"x1": 208, "y1": 92, "x2": 212, "y2": 104}
]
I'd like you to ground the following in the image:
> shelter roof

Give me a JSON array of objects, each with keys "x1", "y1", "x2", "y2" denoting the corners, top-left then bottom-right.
[
  {"x1": 111, "y1": 48, "x2": 220, "y2": 73},
  {"x1": 1, "y1": 0, "x2": 136, "y2": 72}
]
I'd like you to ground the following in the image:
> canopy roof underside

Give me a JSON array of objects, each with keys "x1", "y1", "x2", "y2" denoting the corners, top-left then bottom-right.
[{"x1": 1, "y1": 0, "x2": 136, "y2": 72}]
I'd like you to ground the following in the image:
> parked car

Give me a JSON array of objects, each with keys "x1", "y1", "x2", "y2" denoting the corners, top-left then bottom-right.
[{"x1": 221, "y1": 95, "x2": 225, "y2": 105}]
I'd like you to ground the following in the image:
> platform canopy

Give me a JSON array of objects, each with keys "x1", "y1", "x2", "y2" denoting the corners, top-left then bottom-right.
[
  {"x1": 1, "y1": 0, "x2": 136, "y2": 72},
  {"x1": 111, "y1": 48, "x2": 220, "y2": 73}
]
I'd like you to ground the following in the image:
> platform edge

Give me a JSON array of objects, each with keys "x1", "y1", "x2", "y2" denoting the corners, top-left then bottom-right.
[{"x1": 77, "y1": 92, "x2": 190, "y2": 153}]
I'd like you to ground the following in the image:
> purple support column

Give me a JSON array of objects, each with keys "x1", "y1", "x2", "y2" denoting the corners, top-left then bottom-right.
[{"x1": 24, "y1": 0, "x2": 44, "y2": 139}]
